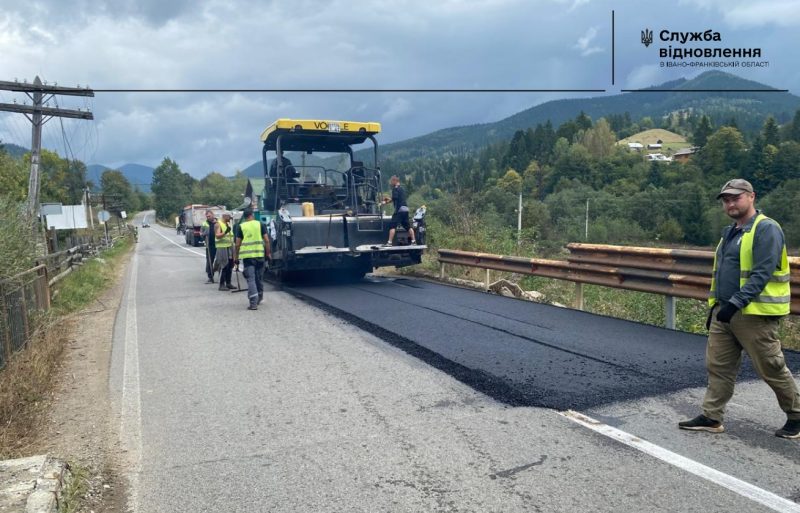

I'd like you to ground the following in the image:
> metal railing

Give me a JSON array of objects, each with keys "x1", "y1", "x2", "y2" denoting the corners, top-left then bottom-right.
[
  {"x1": 0, "y1": 266, "x2": 50, "y2": 368},
  {"x1": 437, "y1": 244, "x2": 800, "y2": 329},
  {"x1": 0, "y1": 231, "x2": 133, "y2": 370}
]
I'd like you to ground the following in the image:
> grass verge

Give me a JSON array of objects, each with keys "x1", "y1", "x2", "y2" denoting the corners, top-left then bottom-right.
[
  {"x1": 0, "y1": 236, "x2": 133, "y2": 459},
  {"x1": 61, "y1": 461, "x2": 90, "y2": 513}
]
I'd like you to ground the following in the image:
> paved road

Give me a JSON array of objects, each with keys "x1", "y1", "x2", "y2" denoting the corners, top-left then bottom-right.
[{"x1": 109, "y1": 213, "x2": 800, "y2": 512}]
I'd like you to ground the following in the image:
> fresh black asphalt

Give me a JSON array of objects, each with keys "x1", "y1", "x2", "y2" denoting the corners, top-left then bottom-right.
[{"x1": 283, "y1": 276, "x2": 800, "y2": 411}]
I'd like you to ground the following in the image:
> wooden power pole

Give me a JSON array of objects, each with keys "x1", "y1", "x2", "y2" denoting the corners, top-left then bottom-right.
[{"x1": 0, "y1": 76, "x2": 94, "y2": 218}]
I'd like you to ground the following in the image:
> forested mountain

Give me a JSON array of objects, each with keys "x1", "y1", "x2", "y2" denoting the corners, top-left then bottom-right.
[
  {"x1": 0, "y1": 143, "x2": 27, "y2": 159},
  {"x1": 87, "y1": 163, "x2": 154, "y2": 192},
  {"x1": 367, "y1": 71, "x2": 800, "y2": 163}
]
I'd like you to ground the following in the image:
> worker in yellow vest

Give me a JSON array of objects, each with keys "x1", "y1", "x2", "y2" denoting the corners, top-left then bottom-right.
[
  {"x1": 214, "y1": 212, "x2": 236, "y2": 291},
  {"x1": 233, "y1": 209, "x2": 271, "y2": 310},
  {"x1": 679, "y1": 179, "x2": 799, "y2": 439}
]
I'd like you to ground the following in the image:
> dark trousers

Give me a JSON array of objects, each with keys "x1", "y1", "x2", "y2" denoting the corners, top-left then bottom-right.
[
  {"x1": 220, "y1": 259, "x2": 233, "y2": 286},
  {"x1": 205, "y1": 245, "x2": 217, "y2": 279},
  {"x1": 242, "y1": 259, "x2": 264, "y2": 306}
]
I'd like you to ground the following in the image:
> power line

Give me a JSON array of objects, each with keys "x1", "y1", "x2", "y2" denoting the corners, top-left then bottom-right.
[{"x1": 0, "y1": 76, "x2": 94, "y2": 219}]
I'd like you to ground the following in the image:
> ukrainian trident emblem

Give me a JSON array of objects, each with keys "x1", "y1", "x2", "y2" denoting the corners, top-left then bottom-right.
[{"x1": 641, "y1": 29, "x2": 653, "y2": 47}]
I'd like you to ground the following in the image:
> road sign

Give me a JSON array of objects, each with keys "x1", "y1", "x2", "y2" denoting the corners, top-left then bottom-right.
[
  {"x1": 98, "y1": 210, "x2": 110, "y2": 223},
  {"x1": 120, "y1": 211, "x2": 127, "y2": 219}
]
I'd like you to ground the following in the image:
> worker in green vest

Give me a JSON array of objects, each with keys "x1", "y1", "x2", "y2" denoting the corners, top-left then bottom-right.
[
  {"x1": 214, "y1": 212, "x2": 236, "y2": 291},
  {"x1": 679, "y1": 178, "x2": 799, "y2": 439},
  {"x1": 233, "y1": 209, "x2": 271, "y2": 310}
]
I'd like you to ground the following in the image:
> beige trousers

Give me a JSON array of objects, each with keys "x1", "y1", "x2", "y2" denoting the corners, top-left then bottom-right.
[{"x1": 703, "y1": 306, "x2": 800, "y2": 422}]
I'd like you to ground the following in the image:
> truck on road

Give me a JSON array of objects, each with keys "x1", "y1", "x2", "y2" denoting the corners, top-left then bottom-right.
[{"x1": 182, "y1": 204, "x2": 226, "y2": 246}]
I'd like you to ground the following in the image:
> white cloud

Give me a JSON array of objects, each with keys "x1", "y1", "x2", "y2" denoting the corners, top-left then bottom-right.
[
  {"x1": 575, "y1": 26, "x2": 603, "y2": 56},
  {"x1": 624, "y1": 64, "x2": 663, "y2": 90},
  {"x1": 679, "y1": 0, "x2": 800, "y2": 27},
  {"x1": 382, "y1": 98, "x2": 412, "y2": 122}
]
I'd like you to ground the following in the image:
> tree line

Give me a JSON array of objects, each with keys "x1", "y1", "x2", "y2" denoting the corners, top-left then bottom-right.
[{"x1": 383, "y1": 109, "x2": 800, "y2": 253}]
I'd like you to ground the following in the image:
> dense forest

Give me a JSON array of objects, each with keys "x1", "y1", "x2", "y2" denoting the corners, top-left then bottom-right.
[{"x1": 379, "y1": 109, "x2": 800, "y2": 254}]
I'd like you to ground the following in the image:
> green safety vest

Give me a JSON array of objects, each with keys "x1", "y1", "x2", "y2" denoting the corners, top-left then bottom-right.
[
  {"x1": 709, "y1": 213, "x2": 791, "y2": 315},
  {"x1": 216, "y1": 220, "x2": 233, "y2": 248},
  {"x1": 238, "y1": 220, "x2": 265, "y2": 260}
]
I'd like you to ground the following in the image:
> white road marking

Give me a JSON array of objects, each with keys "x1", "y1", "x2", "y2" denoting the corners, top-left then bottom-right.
[
  {"x1": 150, "y1": 224, "x2": 205, "y2": 257},
  {"x1": 121, "y1": 252, "x2": 143, "y2": 512},
  {"x1": 560, "y1": 410, "x2": 800, "y2": 513}
]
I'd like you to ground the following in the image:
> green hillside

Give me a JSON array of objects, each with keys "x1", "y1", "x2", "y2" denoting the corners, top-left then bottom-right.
[{"x1": 366, "y1": 71, "x2": 799, "y2": 163}]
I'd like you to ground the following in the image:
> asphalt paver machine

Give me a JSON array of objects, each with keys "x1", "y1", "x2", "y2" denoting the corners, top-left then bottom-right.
[{"x1": 258, "y1": 118, "x2": 425, "y2": 280}]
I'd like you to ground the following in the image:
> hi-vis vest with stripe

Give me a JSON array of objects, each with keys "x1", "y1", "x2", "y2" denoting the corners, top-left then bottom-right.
[
  {"x1": 238, "y1": 220, "x2": 265, "y2": 260},
  {"x1": 709, "y1": 213, "x2": 790, "y2": 315},
  {"x1": 216, "y1": 220, "x2": 233, "y2": 248}
]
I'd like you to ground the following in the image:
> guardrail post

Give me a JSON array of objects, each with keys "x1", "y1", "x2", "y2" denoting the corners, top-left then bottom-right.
[
  {"x1": 665, "y1": 295, "x2": 676, "y2": 330},
  {"x1": 574, "y1": 282, "x2": 584, "y2": 310},
  {"x1": 440, "y1": 262, "x2": 445, "y2": 280},
  {"x1": 485, "y1": 269, "x2": 491, "y2": 291}
]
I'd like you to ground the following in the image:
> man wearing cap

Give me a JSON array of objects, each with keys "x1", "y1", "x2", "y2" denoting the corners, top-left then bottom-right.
[
  {"x1": 233, "y1": 209, "x2": 271, "y2": 310},
  {"x1": 679, "y1": 178, "x2": 800, "y2": 439}
]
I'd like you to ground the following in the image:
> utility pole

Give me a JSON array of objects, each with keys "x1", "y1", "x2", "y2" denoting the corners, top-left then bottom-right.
[
  {"x1": 585, "y1": 198, "x2": 590, "y2": 240},
  {"x1": 517, "y1": 192, "x2": 522, "y2": 248},
  {"x1": 0, "y1": 77, "x2": 94, "y2": 220}
]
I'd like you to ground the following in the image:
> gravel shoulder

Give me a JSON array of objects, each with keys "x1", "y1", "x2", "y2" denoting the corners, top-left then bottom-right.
[{"x1": 30, "y1": 252, "x2": 132, "y2": 512}]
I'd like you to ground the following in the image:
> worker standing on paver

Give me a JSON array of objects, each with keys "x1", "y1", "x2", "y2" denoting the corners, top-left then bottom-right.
[{"x1": 679, "y1": 178, "x2": 800, "y2": 439}]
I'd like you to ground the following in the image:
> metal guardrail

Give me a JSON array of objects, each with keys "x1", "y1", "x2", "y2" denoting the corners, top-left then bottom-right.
[{"x1": 437, "y1": 244, "x2": 800, "y2": 329}]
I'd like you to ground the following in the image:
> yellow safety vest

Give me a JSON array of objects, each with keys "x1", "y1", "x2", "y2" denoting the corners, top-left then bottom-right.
[
  {"x1": 238, "y1": 220, "x2": 265, "y2": 260},
  {"x1": 216, "y1": 220, "x2": 233, "y2": 248},
  {"x1": 709, "y1": 213, "x2": 791, "y2": 315}
]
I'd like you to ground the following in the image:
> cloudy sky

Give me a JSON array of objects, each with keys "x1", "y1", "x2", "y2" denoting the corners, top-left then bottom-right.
[{"x1": 1, "y1": 0, "x2": 798, "y2": 178}]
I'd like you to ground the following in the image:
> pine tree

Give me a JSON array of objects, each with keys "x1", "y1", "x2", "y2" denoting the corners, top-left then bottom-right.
[
  {"x1": 788, "y1": 109, "x2": 800, "y2": 143},
  {"x1": 693, "y1": 115, "x2": 713, "y2": 147},
  {"x1": 762, "y1": 116, "x2": 780, "y2": 147}
]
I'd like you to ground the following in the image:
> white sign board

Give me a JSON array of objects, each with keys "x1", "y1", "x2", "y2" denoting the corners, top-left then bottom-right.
[
  {"x1": 98, "y1": 210, "x2": 110, "y2": 223},
  {"x1": 120, "y1": 211, "x2": 127, "y2": 219},
  {"x1": 45, "y1": 205, "x2": 88, "y2": 230},
  {"x1": 40, "y1": 203, "x2": 63, "y2": 216}
]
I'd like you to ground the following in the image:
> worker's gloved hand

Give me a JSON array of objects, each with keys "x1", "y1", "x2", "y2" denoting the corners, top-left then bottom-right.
[
  {"x1": 716, "y1": 303, "x2": 739, "y2": 323},
  {"x1": 225, "y1": 226, "x2": 231, "y2": 234}
]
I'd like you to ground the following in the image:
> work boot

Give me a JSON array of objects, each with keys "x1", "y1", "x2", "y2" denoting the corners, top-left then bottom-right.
[
  {"x1": 205, "y1": 277, "x2": 214, "y2": 284},
  {"x1": 218, "y1": 283, "x2": 226, "y2": 291},
  {"x1": 678, "y1": 414, "x2": 724, "y2": 433},
  {"x1": 247, "y1": 304, "x2": 258, "y2": 311},
  {"x1": 226, "y1": 283, "x2": 237, "y2": 290},
  {"x1": 258, "y1": 294, "x2": 264, "y2": 305},
  {"x1": 776, "y1": 419, "x2": 800, "y2": 439}
]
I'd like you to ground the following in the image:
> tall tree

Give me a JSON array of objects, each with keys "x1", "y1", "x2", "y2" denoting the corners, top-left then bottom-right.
[
  {"x1": 789, "y1": 110, "x2": 800, "y2": 143},
  {"x1": 580, "y1": 118, "x2": 616, "y2": 159},
  {"x1": 698, "y1": 127, "x2": 746, "y2": 181},
  {"x1": 0, "y1": 149, "x2": 28, "y2": 201},
  {"x1": 151, "y1": 157, "x2": 191, "y2": 220},
  {"x1": 693, "y1": 115, "x2": 713, "y2": 147},
  {"x1": 101, "y1": 170, "x2": 138, "y2": 215},
  {"x1": 762, "y1": 116, "x2": 780, "y2": 147}
]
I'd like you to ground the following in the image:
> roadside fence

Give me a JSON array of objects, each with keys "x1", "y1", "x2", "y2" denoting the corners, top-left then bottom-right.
[
  {"x1": 437, "y1": 243, "x2": 800, "y2": 329},
  {"x1": 0, "y1": 230, "x2": 133, "y2": 370},
  {"x1": 0, "y1": 266, "x2": 49, "y2": 369}
]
